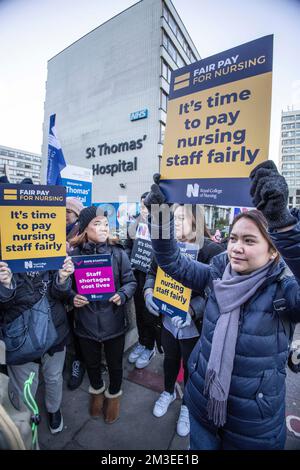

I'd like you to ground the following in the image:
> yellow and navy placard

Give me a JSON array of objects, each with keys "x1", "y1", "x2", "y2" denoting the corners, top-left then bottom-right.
[
  {"x1": 160, "y1": 35, "x2": 273, "y2": 206},
  {"x1": 0, "y1": 184, "x2": 66, "y2": 273},
  {"x1": 153, "y1": 242, "x2": 199, "y2": 319}
]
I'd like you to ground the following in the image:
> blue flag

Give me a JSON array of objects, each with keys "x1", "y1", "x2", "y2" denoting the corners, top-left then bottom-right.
[{"x1": 47, "y1": 114, "x2": 66, "y2": 185}]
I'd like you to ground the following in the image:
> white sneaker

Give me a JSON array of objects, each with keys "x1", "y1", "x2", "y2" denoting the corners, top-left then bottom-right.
[
  {"x1": 176, "y1": 405, "x2": 190, "y2": 437},
  {"x1": 153, "y1": 391, "x2": 176, "y2": 418},
  {"x1": 128, "y1": 343, "x2": 145, "y2": 364},
  {"x1": 135, "y1": 348, "x2": 156, "y2": 369}
]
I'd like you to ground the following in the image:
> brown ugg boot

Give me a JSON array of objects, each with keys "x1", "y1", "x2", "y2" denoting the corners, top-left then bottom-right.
[
  {"x1": 89, "y1": 384, "x2": 105, "y2": 418},
  {"x1": 103, "y1": 390, "x2": 122, "y2": 424}
]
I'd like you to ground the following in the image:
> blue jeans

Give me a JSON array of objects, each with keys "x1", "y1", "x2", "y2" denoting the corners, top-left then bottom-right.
[
  {"x1": 190, "y1": 415, "x2": 222, "y2": 450},
  {"x1": 190, "y1": 415, "x2": 286, "y2": 450}
]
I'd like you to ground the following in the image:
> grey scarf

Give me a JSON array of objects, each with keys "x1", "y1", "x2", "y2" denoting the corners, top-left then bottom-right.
[{"x1": 204, "y1": 260, "x2": 273, "y2": 427}]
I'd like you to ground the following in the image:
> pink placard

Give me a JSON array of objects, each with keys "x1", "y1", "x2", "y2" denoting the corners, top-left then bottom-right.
[{"x1": 74, "y1": 266, "x2": 115, "y2": 296}]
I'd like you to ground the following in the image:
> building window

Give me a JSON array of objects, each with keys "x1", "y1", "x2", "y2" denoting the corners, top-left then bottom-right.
[
  {"x1": 161, "y1": 59, "x2": 172, "y2": 83},
  {"x1": 296, "y1": 115, "x2": 300, "y2": 120},
  {"x1": 162, "y1": 3, "x2": 196, "y2": 62},
  {"x1": 282, "y1": 115, "x2": 295, "y2": 122},
  {"x1": 162, "y1": 30, "x2": 187, "y2": 68},
  {"x1": 177, "y1": 54, "x2": 185, "y2": 68},
  {"x1": 282, "y1": 139, "x2": 295, "y2": 145},
  {"x1": 177, "y1": 29, "x2": 184, "y2": 48},
  {"x1": 282, "y1": 155, "x2": 295, "y2": 161},
  {"x1": 167, "y1": 37, "x2": 177, "y2": 61},
  {"x1": 282, "y1": 147, "x2": 295, "y2": 154},
  {"x1": 160, "y1": 89, "x2": 168, "y2": 112},
  {"x1": 282, "y1": 123, "x2": 295, "y2": 130},
  {"x1": 282, "y1": 163, "x2": 295, "y2": 170},
  {"x1": 159, "y1": 122, "x2": 166, "y2": 143},
  {"x1": 282, "y1": 131, "x2": 295, "y2": 138}
]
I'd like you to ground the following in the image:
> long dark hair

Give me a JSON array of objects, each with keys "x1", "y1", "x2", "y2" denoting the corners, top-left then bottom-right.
[
  {"x1": 69, "y1": 215, "x2": 120, "y2": 248},
  {"x1": 230, "y1": 210, "x2": 279, "y2": 260}
]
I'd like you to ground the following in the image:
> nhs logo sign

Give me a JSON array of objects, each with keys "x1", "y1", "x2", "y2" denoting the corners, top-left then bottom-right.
[{"x1": 130, "y1": 109, "x2": 148, "y2": 121}]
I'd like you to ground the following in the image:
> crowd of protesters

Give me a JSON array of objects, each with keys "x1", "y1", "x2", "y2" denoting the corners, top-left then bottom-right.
[{"x1": 0, "y1": 160, "x2": 300, "y2": 450}]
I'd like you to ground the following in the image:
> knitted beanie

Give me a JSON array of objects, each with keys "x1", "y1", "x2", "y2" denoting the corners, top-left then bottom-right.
[
  {"x1": 66, "y1": 197, "x2": 84, "y2": 217},
  {"x1": 78, "y1": 206, "x2": 98, "y2": 234},
  {"x1": 20, "y1": 177, "x2": 33, "y2": 184}
]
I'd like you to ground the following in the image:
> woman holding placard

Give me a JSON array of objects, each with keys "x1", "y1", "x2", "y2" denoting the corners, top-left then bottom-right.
[
  {"x1": 144, "y1": 204, "x2": 223, "y2": 438},
  {"x1": 69, "y1": 206, "x2": 136, "y2": 424},
  {"x1": 143, "y1": 174, "x2": 300, "y2": 450},
  {"x1": 0, "y1": 257, "x2": 74, "y2": 435}
]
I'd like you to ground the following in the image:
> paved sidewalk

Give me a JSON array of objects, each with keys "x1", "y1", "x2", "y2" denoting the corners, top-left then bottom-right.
[
  {"x1": 37, "y1": 331, "x2": 300, "y2": 451},
  {"x1": 37, "y1": 348, "x2": 189, "y2": 451}
]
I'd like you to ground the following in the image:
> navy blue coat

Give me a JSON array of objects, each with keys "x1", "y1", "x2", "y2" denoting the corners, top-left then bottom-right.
[
  {"x1": 150, "y1": 226, "x2": 300, "y2": 449},
  {"x1": 270, "y1": 213, "x2": 300, "y2": 284}
]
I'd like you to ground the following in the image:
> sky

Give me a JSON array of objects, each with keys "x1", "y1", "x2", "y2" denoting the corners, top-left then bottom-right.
[{"x1": 0, "y1": 0, "x2": 299, "y2": 164}]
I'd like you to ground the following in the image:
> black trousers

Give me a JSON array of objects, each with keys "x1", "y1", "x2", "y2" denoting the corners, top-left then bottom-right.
[
  {"x1": 162, "y1": 326, "x2": 199, "y2": 395},
  {"x1": 67, "y1": 309, "x2": 84, "y2": 362},
  {"x1": 79, "y1": 334, "x2": 125, "y2": 395},
  {"x1": 134, "y1": 270, "x2": 157, "y2": 350}
]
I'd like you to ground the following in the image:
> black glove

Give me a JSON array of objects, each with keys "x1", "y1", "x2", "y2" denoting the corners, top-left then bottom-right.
[
  {"x1": 249, "y1": 160, "x2": 297, "y2": 230},
  {"x1": 143, "y1": 174, "x2": 166, "y2": 209}
]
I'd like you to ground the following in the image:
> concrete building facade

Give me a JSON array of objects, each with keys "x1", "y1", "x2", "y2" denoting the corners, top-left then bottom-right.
[
  {"x1": 41, "y1": 0, "x2": 200, "y2": 204},
  {"x1": 279, "y1": 109, "x2": 300, "y2": 208},
  {"x1": 0, "y1": 144, "x2": 41, "y2": 184}
]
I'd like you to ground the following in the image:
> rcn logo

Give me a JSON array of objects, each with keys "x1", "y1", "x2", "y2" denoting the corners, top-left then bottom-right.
[
  {"x1": 161, "y1": 303, "x2": 167, "y2": 312},
  {"x1": 24, "y1": 260, "x2": 33, "y2": 269}
]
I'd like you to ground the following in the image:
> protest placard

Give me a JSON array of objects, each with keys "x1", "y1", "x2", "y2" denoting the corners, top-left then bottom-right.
[
  {"x1": 61, "y1": 164, "x2": 92, "y2": 206},
  {"x1": 0, "y1": 184, "x2": 66, "y2": 272},
  {"x1": 153, "y1": 242, "x2": 199, "y2": 319},
  {"x1": 130, "y1": 222, "x2": 152, "y2": 273},
  {"x1": 160, "y1": 35, "x2": 273, "y2": 206},
  {"x1": 72, "y1": 254, "x2": 115, "y2": 301}
]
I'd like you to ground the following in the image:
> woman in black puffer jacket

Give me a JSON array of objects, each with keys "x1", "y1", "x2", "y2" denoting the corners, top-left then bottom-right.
[{"x1": 69, "y1": 206, "x2": 137, "y2": 424}]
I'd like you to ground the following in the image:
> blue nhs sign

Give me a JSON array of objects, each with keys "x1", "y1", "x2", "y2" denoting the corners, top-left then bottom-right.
[{"x1": 130, "y1": 109, "x2": 148, "y2": 121}]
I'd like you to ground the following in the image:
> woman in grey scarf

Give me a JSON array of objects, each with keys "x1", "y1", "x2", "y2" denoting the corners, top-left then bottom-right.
[{"x1": 144, "y1": 176, "x2": 300, "y2": 450}]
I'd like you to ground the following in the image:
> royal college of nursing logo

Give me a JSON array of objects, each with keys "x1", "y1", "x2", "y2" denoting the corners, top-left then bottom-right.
[{"x1": 24, "y1": 261, "x2": 33, "y2": 269}]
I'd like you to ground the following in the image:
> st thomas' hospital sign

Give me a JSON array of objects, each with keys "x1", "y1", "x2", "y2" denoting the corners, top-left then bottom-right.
[{"x1": 85, "y1": 135, "x2": 147, "y2": 177}]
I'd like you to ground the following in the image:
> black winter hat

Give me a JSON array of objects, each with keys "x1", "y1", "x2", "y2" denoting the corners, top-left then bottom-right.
[
  {"x1": 0, "y1": 175, "x2": 10, "y2": 184},
  {"x1": 20, "y1": 177, "x2": 34, "y2": 184},
  {"x1": 78, "y1": 206, "x2": 101, "y2": 234}
]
